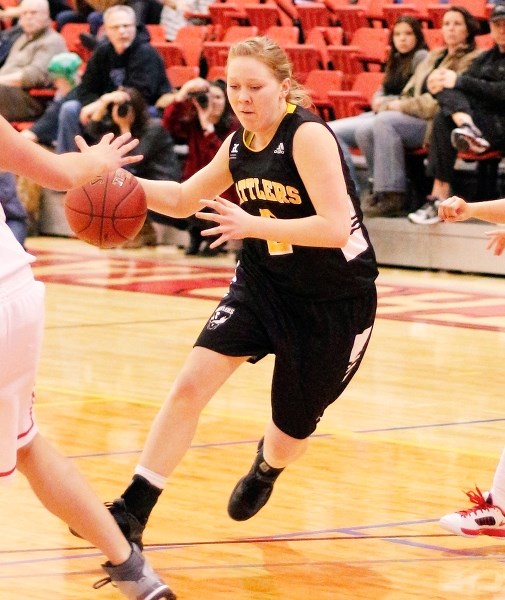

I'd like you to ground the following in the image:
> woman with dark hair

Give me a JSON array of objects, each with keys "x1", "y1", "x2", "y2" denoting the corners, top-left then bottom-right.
[
  {"x1": 86, "y1": 85, "x2": 182, "y2": 246},
  {"x1": 328, "y1": 15, "x2": 429, "y2": 193},
  {"x1": 162, "y1": 76, "x2": 240, "y2": 255},
  {"x1": 409, "y1": 4, "x2": 505, "y2": 225},
  {"x1": 355, "y1": 6, "x2": 481, "y2": 217}
]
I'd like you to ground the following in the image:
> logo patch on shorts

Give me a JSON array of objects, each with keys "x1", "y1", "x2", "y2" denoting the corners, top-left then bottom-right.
[{"x1": 207, "y1": 305, "x2": 235, "y2": 330}]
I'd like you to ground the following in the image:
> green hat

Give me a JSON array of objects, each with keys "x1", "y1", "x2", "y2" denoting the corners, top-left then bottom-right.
[{"x1": 47, "y1": 52, "x2": 82, "y2": 86}]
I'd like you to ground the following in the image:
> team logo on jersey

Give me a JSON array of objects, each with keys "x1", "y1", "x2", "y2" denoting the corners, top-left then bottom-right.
[
  {"x1": 231, "y1": 144, "x2": 240, "y2": 154},
  {"x1": 207, "y1": 305, "x2": 235, "y2": 330},
  {"x1": 273, "y1": 142, "x2": 285, "y2": 154}
]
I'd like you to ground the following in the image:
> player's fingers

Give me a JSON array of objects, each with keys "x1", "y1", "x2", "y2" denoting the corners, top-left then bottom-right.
[
  {"x1": 111, "y1": 132, "x2": 131, "y2": 146},
  {"x1": 195, "y1": 210, "x2": 220, "y2": 222},
  {"x1": 115, "y1": 138, "x2": 140, "y2": 155},
  {"x1": 74, "y1": 135, "x2": 90, "y2": 151},
  {"x1": 120, "y1": 154, "x2": 143, "y2": 164},
  {"x1": 198, "y1": 198, "x2": 221, "y2": 212}
]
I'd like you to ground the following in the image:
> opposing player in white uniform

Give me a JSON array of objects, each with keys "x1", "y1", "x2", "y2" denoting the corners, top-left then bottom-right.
[
  {"x1": 438, "y1": 196, "x2": 505, "y2": 538},
  {"x1": 0, "y1": 115, "x2": 176, "y2": 600}
]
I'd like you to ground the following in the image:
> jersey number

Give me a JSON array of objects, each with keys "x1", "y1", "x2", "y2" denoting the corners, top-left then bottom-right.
[{"x1": 259, "y1": 209, "x2": 293, "y2": 256}]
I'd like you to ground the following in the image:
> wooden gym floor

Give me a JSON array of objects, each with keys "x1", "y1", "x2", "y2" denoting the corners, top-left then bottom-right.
[{"x1": 2, "y1": 236, "x2": 505, "y2": 600}]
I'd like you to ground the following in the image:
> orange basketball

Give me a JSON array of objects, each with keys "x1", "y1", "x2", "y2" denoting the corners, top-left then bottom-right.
[{"x1": 64, "y1": 169, "x2": 147, "y2": 249}]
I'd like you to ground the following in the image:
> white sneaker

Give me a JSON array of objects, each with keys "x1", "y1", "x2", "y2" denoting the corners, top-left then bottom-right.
[
  {"x1": 408, "y1": 199, "x2": 441, "y2": 225},
  {"x1": 451, "y1": 123, "x2": 490, "y2": 154},
  {"x1": 94, "y1": 543, "x2": 176, "y2": 599},
  {"x1": 439, "y1": 487, "x2": 505, "y2": 538}
]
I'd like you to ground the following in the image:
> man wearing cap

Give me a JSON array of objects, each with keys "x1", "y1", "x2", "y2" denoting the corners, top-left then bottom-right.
[
  {"x1": 21, "y1": 51, "x2": 82, "y2": 146},
  {"x1": 417, "y1": 2, "x2": 505, "y2": 217},
  {"x1": 0, "y1": 0, "x2": 67, "y2": 121}
]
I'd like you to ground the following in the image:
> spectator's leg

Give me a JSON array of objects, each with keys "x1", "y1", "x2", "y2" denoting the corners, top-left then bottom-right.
[
  {"x1": 354, "y1": 115, "x2": 376, "y2": 174},
  {"x1": 55, "y1": 10, "x2": 87, "y2": 31},
  {"x1": 328, "y1": 111, "x2": 374, "y2": 149},
  {"x1": 328, "y1": 112, "x2": 376, "y2": 197},
  {"x1": 6, "y1": 218, "x2": 27, "y2": 246},
  {"x1": 0, "y1": 87, "x2": 43, "y2": 121},
  {"x1": 371, "y1": 111, "x2": 427, "y2": 195},
  {"x1": 336, "y1": 137, "x2": 360, "y2": 198},
  {"x1": 426, "y1": 111, "x2": 457, "y2": 191},
  {"x1": 87, "y1": 11, "x2": 103, "y2": 36},
  {"x1": 0, "y1": 172, "x2": 28, "y2": 246},
  {"x1": 56, "y1": 100, "x2": 83, "y2": 154}
]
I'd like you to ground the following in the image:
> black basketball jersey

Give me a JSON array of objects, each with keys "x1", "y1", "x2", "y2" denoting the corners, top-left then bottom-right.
[{"x1": 228, "y1": 104, "x2": 378, "y2": 300}]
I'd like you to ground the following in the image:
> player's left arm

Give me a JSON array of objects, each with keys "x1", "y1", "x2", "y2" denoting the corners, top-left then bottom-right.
[{"x1": 197, "y1": 122, "x2": 351, "y2": 248}]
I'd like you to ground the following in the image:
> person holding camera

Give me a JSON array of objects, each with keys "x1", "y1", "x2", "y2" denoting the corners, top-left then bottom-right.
[
  {"x1": 161, "y1": 76, "x2": 239, "y2": 255},
  {"x1": 86, "y1": 85, "x2": 181, "y2": 247},
  {"x1": 56, "y1": 4, "x2": 170, "y2": 154}
]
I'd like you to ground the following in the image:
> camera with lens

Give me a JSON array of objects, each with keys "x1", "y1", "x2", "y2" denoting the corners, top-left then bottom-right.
[
  {"x1": 116, "y1": 101, "x2": 132, "y2": 117},
  {"x1": 188, "y1": 91, "x2": 209, "y2": 109}
]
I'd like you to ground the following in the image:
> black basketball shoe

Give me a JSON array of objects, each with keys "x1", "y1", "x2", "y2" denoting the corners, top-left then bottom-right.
[
  {"x1": 69, "y1": 498, "x2": 145, "y2": 550},
  {"x1": 227, "y1": 438, "x2": 284, "y2": 521}
]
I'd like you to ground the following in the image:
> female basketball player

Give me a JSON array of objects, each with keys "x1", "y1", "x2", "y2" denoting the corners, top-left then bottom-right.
[
  {"x1": 438, "y1": 195, "x2": 505, "y2": 538},
  {"x1": 0, "y1": 116, "x2": 175, "y2": 600},
  {"x1": 106, "y1": 36, "x2": 379, "y2": 544}
]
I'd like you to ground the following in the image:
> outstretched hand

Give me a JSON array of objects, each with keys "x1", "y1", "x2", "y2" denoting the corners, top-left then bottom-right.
[
  {"x1": 438, "y1": 196, "x2": 469, "y2": 222},
  {"x1": 75, "y1": 132, "x2": 142, "y2": 173},
  {"x1": 196, "y1": 196, "x2": 251, "y2": 248},
  {"x1": 486, "y1": 230, "x2": 505, "y2": 256}
]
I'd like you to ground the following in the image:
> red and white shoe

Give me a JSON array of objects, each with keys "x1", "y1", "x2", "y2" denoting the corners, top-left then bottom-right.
[{"x1": 439, "y1": 487, "x2": 505, "y2": 537}]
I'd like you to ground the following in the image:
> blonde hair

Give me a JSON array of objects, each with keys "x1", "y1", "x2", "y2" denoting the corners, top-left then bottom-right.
[{"x1": 227, "y1": 36, "x2": 312, "y2": 109}]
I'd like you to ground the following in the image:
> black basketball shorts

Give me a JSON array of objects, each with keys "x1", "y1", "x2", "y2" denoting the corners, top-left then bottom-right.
[{"x1": 195, "y1": 285, "x2": 377, "y2": 439}]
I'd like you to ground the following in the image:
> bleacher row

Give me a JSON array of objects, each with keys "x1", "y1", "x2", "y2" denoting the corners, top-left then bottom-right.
[{"x1": 6, "y1": 0, "x2": 504, "y2": 274}]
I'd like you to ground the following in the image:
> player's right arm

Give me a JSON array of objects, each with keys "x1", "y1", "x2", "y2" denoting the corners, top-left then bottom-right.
[{"x1": 137, "y1": 136, "x2": 235, "y2": 219}]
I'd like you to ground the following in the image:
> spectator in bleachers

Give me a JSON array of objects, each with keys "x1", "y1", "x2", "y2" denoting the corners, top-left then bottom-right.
[
  {"x1": 55, "y1": 0, "x2": 104, "y2": 36},
  {"x1": 55, "y1": 4, "x2": 170, "y2": 153},
  {"x1": 409, "y1": 3, "x2": 505, "y2": 225},
  {"x1": 74, "y1": 0, "x2": 163, "y2": 50},
  {"x1": 159, "y1": 0, "x2": 213, "y2": 41},
  {"x1": 20, "y1": 51, "x2": 82, "y2": 146},
  {"x1": 328, "y1": 15, "x2": 428, "y2": 198},
  {"x1": 85, "y1": 85, "x2": 181, "y2": 247},
  {"x1": 0, "y1": 0, "x2": 70, "y2": 22},
  {"x1": 355, "y1": 6, "x2": 481, "y2": 218},
  {"x1": 161, "y1": 76, "x2": 240, "y2": 255},
  {"x1": 0, "y1": 0, "x2": 67, "y2": 122}
]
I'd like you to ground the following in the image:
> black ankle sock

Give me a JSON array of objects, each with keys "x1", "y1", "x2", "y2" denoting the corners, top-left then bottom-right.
[
  {"x1": 252, "y1": 449, "x2": 284, "y2": 481},
  {"x1": 121, "y1": 474, "x2": 162, "y2": 526}
]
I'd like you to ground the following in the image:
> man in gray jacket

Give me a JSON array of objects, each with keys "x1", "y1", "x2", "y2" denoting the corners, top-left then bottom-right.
[{"x1": 0, "y1": 0, "x2": 67, "y2": 121}]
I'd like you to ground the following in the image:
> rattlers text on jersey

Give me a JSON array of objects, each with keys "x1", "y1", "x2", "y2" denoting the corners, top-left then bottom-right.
[{"x1": 228, "y1": 103, "x2": 378, "y2": 300}]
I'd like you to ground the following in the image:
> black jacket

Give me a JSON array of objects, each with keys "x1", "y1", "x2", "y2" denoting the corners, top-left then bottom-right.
[
  {"x1": 76, "y1": 34, "x2": 171, "y2": 106},
  {"x1": 86, "y1": 117, "x2": 181, "y2": 182}
]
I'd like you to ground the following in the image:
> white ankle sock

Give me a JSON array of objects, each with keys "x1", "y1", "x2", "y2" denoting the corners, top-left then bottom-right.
[
  {"x1": 490, "y1": 448, "x2": 505, "y2": 509},
  {"x1": 134, "y1": 465, "x2": 167, "y2": 490}
]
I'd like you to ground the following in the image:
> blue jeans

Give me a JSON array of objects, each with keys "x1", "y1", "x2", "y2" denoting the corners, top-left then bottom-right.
[
  {"x1": 56, "y1": 99, "x2": 83, "y2": 153},
  {"x1": 328, "y1": 111, "x2": 378, "y2": 195},
  {"x1": 355, "y1": 110, "x2": 427, "y2": 194}
]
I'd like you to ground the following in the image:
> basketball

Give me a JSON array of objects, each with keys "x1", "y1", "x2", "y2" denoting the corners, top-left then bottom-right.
[{"x1": 64, "y1": 168, "x2": 147, "y2": 249}]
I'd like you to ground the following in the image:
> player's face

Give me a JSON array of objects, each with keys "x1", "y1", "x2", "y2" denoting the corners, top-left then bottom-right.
[
  {"x1": 226, "y1": 56, "x2": 290, "y2": 134},
  {"x1": 105, "y1": 11, "x2": 136, "y2": 54}
]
